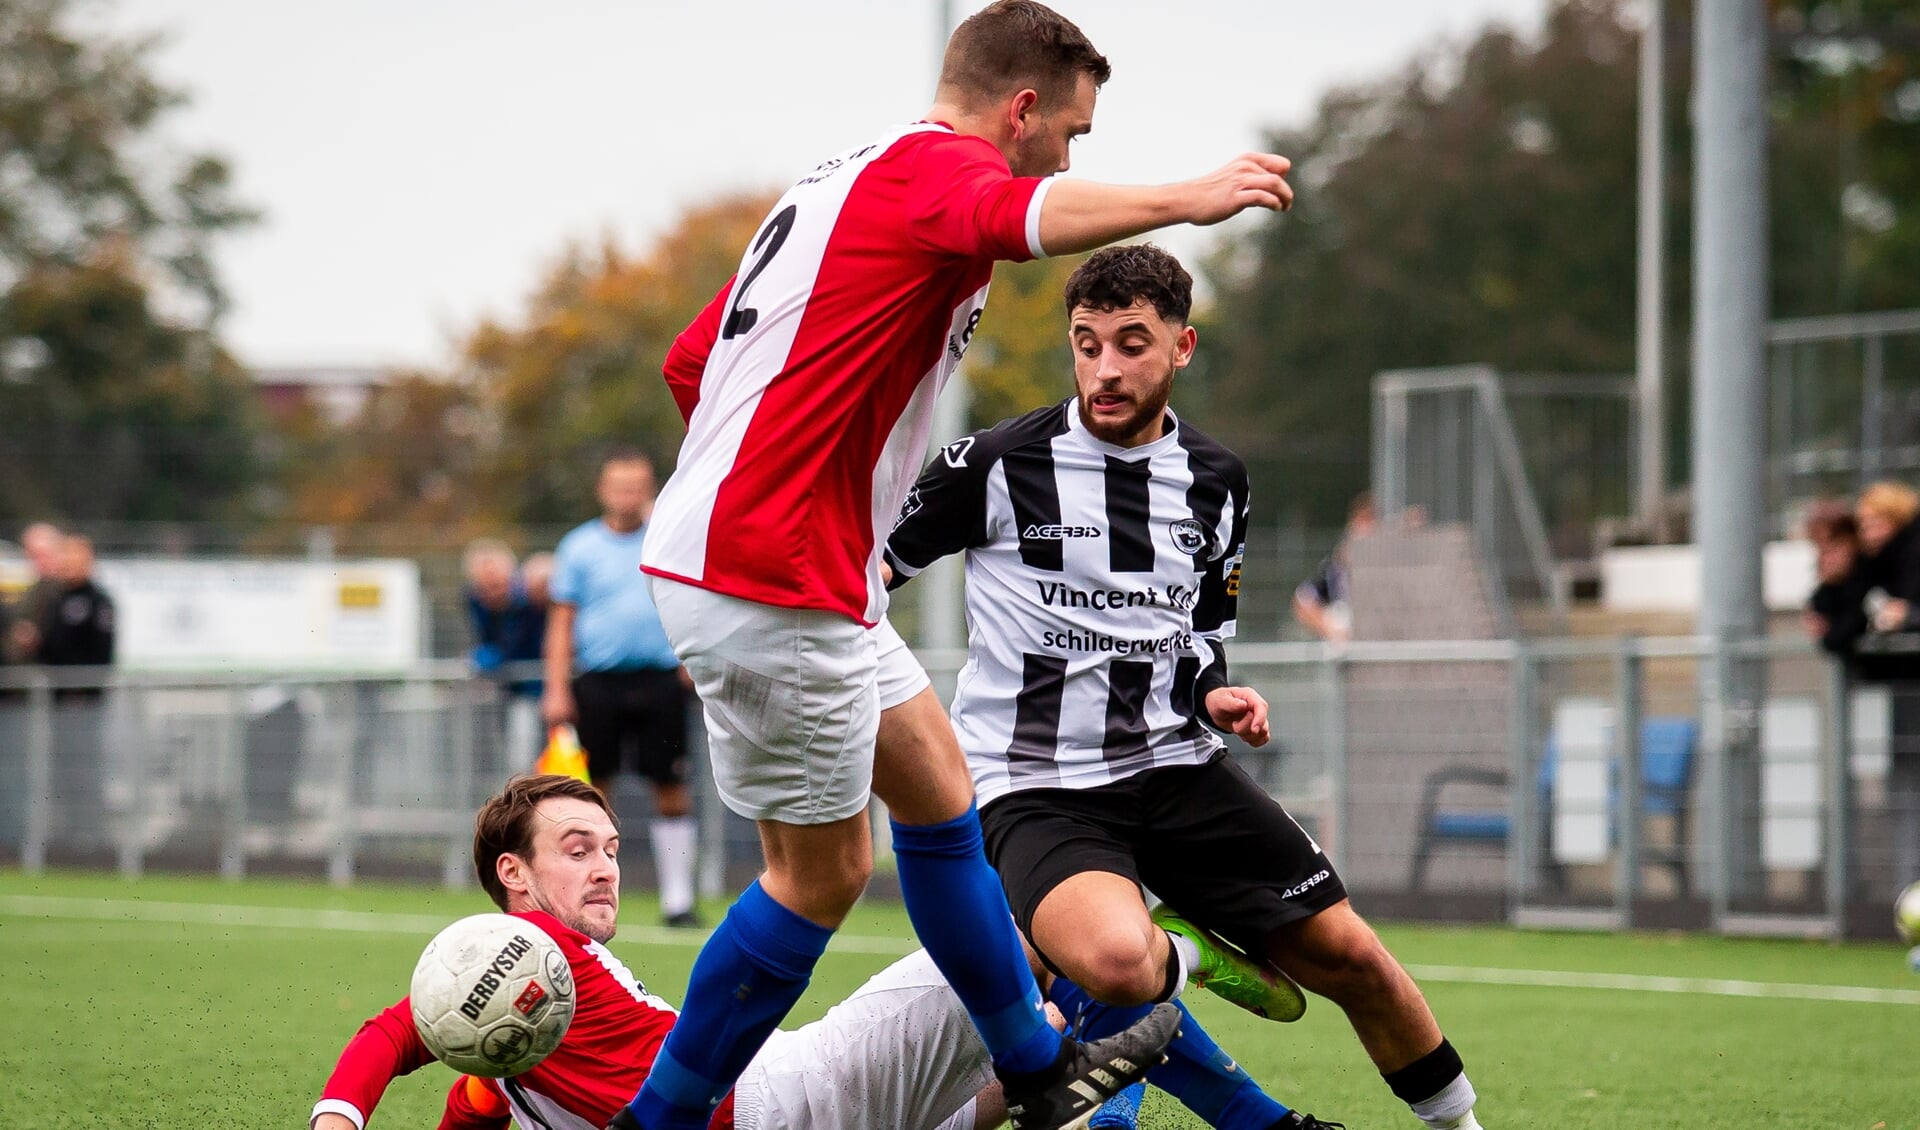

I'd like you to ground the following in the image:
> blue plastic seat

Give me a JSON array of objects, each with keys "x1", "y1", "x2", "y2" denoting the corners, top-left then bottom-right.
[
  {"x1": 1428, "y1": 811, "x2": 1512, "y2": 840},
  {"x1": 1409, "y1": 717, "x2": 1696, "y2": 892}
]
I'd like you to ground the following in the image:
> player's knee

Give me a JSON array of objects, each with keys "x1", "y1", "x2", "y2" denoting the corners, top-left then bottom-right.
[
  {"x1": 811, "y1": 854, "x2": 872, "y2": 914},
  {"x1": 765, "y1": 843, "x2": 872, "y2": 920},
  {"x1": 1065, "y1": 935, "x2": 1163, "y2": 1006}
]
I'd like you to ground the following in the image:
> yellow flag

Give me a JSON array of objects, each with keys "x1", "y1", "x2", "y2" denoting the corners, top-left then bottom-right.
[{"x1": 536, "y1": 724, "x2": 591, "y2": 783}]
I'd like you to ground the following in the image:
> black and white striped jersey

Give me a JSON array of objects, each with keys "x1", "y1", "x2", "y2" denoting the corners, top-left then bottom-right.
[{"x1": 885, "y1": 399, "x2": 1250, "y2": 805}]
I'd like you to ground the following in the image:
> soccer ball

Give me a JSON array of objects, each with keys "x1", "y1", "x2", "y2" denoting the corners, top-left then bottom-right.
[
  {"x1": 1897, "y1": 881, "x2": 1920, "y2": 946},
  {"x1": 411, "y1": 914, "x2": 575, "y2": 1076}
]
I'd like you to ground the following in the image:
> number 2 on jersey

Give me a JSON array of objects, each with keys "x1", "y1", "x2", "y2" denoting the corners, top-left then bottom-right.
[{"x1": 722, "y1": 204, "x2": 798, "y2": 340}]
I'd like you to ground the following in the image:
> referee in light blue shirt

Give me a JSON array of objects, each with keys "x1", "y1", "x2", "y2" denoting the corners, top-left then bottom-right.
[{"x1": 542, "y1": 451, "x2": 700, "y2": 928}]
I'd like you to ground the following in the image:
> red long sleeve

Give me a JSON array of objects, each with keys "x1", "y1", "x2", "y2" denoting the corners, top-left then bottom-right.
[
  {"x1": 312, "y1": 997, "x2": 435, "y2": 1128},
  {"x1": 665, "y1": 279, "x2": 733, "y2": 423}
]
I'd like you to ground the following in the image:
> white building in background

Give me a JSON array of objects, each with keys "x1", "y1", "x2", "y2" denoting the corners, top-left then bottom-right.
[
  {"x1": 252, "y1": 364, "x2": 394, "y2": 425},
  {"x1": 1600, "y1": 540, "x2": 1817, "y2": 615}
]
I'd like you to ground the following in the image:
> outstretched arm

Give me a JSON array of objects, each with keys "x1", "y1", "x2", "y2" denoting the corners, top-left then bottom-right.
[
  {"x1": 1035, "y1": 153, "x2": 1293, "y2": 256},
  {"x1": 311, "y1": 997, "x2": 437, "y2": 1129}
]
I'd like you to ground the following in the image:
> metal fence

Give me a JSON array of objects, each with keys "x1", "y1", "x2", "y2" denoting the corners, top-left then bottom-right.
[
  {"x1": 2, "y1": 636, "x2": 1913, "y2": 940},
  {"x1": 1373, "y1": 366, "x2": 1639, "y2": 619},
  {"x1": 0, "y1": 663, "x2": 746, "y2": 899},
  {"x1": 27, "y1": 520, "x2": 1337, "y2": 658},
  {"x1": 1768, "y1": 308, "x2": 1920, "y2": 516}
]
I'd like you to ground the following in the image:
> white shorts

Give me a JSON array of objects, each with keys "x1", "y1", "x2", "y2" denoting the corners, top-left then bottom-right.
[
  {"x1": 871, "y1": 616, "x2": 933, "y2": 712},
  {"x1": 648, "y1": 577, "x2": 877, "y2": 825},
  {"x1": 734, "y1": 950, "x2": 993, "y2": 1130}
]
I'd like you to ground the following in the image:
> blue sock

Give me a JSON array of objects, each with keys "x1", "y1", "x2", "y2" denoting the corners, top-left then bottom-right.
[
  {"x1": 1089, "y1": 1081, "x2": 1146, "y2": 1128},
  {"x1": 891, "y1": 805, "x2": 1061, "y2": 1074},
  {"x1": 623, "y1": 881, "x2": 832, "y2": 1130},
  {"x1": 1047, "y1": 979, "x2": 1293, "y2": 1129}
]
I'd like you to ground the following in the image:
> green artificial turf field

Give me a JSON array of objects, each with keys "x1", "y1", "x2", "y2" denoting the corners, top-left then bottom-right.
[{"x1": 4, "y1": 869, "x2": 1916, "y2": 1129}]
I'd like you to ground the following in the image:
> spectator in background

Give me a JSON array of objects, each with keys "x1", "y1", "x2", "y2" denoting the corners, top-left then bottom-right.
[
  {"x1": 521, "y1": 551, "x2": 555, "y2": 610},
  {"x1": 7, "y1": 521, "x2": 64, "y2": 662},
  {"x1": 1849, "y1": 481, "x2": 1920, "y2": 897},
  {"x1": 464, "y1": 539, "x2": 547, "y2": 686},
  {"x1": 1293, "y1": 493, "x2": 1377, "y2": 642},
  {"x1": 1803, "y1": 501, "x2": 1870, "y2": 661},
  {"x1": 464, "y1": 538, "x2": 549, "y2": 768},
  {"x1": 1855, "y1": 482, "x2": 1920, "y2": 634},
  {"x1": 33, "y1": 533, "x2": 114, "y2": 848},
  {"x1": 542, "y1": 452, "x2": 700, "y2": 928},
  {"x1": 34, "y1": 534, "x2": 114, "y2": 670}
]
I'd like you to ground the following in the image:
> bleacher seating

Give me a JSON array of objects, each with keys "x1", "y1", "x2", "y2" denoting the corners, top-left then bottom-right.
[{"x1": 1409, "y1": 715, "x2": 1697, "y2": 892}]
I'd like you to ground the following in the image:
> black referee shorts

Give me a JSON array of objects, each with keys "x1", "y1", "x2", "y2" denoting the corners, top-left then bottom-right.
[
  {"x1": 571, "y1": 668, "x2": 690, "y2": 787},
  {"x1": 979, "y1": 753, "x2": 1347, "y2": 959}
]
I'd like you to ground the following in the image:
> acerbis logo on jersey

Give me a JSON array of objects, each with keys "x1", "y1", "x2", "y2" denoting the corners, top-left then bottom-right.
[
  {"x1": 1022, "y1": 524, "x2": 1102, "y2": 540},
  {"x1": 1282, "y1": 869, "x2": 1332, "y2": 899},
  {"x1": 941, "y1": 437, "x2": 976, "y2": 468}
]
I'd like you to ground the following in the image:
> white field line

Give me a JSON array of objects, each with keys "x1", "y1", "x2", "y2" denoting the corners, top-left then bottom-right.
[
  {"x1": 0, "y1": 894, "x2": 918, "y2": 956},
  {"x1": 1403, "y1": 962, "x2": 1920, "y2": 1007},
  {"x1": 4, "y1": 894, "x2": 1917, "y2": 1005}
]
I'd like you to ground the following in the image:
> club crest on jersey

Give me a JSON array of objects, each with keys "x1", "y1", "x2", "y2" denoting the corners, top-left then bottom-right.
[
  {"x1": 896, "y1": 486, "x2": 924, "y2": 528},
  {"x1": 941, "y1": 437, "x2": 975, "y2": 468},
  {"x1": 1169, "y1": 518, "x2": 1209, "y2": 556}
]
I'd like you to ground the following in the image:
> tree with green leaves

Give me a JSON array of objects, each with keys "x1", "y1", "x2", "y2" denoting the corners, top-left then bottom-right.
[
  {"x1": 462, "y1": 194, "x2": 779, "y2": 527},
  {"x1": 0, "y1": 0, "x2": 259, "y2": 527},
  {"x1": 1203, "y1": 0, "x2": 1920, "y2": 527},
  {"x1": 0, "y1": 0, "x2": 253, "y2": 316}
]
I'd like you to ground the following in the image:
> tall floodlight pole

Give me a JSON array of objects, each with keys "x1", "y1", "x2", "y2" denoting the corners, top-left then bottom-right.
[
  {"x1": 1635, "y1": 0, "x2": 1666, "y2": 531},
  {"x1": 1693, "y1": 0, "x2": 1770, "y2": 912},
  {"x1": 925, "y1": 0, "x2": 969, "y2": 652}
]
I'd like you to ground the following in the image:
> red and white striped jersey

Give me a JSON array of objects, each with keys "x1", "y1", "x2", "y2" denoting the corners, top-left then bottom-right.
[
  {"x1": 643, "y1": 122, "x2": 1052, "y2": 625},
  {"x1": 311, "y1": 910, "x2": 733, "y2": 1130}
]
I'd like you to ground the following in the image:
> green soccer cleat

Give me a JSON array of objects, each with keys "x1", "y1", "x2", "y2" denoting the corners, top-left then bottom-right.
[{"x1": 1152, "y1": 907, "x2": 1307, "y2": 1023}]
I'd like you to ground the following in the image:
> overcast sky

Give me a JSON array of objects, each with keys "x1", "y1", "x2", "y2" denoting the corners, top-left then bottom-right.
[{"x1": 104, "y1": 0, "x2": 1550, "y2": 369}]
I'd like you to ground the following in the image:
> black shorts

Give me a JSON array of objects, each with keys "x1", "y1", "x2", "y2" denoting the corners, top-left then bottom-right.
[
  {"x1": 979, "y1": 753, "x2": 1347, "y2": 959},
  {"x1": 571, "y1": 668, "x2": 690, "y2": 786}
]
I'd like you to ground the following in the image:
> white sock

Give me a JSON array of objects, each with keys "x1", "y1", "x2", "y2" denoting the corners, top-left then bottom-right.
[
  {"x1": 1163, "y1": 929, "x2": 1201, "y2": 999},
  {"x1": 650, "y1": 816, "x2": 697, "y2": 917},
  {"x1": 1412, "y1": 1073, "x2": 1478, "y2": 1129}
]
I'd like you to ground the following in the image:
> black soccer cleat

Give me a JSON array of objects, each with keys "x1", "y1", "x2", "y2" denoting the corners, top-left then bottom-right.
[
  {"x1": 603, "y1": 1107, "x2": 642, "y2": 1130},
  {"x1": 998, "y1": 1002, "x2": 1182, "y2": 1130},
  {"x1": 1272, "y1": 1113, "x2": 1346, "y2": 1129}
]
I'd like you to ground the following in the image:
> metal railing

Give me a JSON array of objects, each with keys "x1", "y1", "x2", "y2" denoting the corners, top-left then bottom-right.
[
  {"x1": 1373, "y1": 366, "x2": 1639, "y2": 618},
  {"x1": 1767, "y1": 307, "x2": 1920, "y2": 512},
  {"x1": 1, "y1": 635, "x2": 1910, "y2": 939}
]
